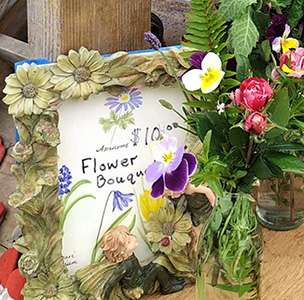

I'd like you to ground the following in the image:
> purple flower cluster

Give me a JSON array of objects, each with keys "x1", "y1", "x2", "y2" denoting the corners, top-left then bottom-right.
[
  {"x1": 58, "y1": 165, "x2": 72, "y2": 195},
  {"x1": 144, "y1": 31, "x2": 162, "y2": 50}
]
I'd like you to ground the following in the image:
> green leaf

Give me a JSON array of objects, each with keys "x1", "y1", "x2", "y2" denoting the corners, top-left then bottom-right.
[
  {"x1": 229, "y1": 128, "x2": 250, "y2": 148},
  {"x1": 252, "y1": 11, "x2": 270, "y2": 36},
  {"x1": 260, "y1": 40, "x2": 271, "y2": 62},
  {"x1": 184, "y1": 0, "x2": 227, "y2": 53},
  {"x1": 211, "y1": 210, "x2": 223, "y2": 231},
  {"x1": 183, "y1": 101, "x2": 216, "y2": 110},
  {"x1": 203, "y1": 130, "x2": 212, "y2": 159},
  {"x1": 287, "y1": 0, "x2": 304, "y2": 28},
  {"x1": 267, "y1": 152, "x2": 304, "y2": 174},
  {"x1": 252, "y1": 156, "x2": 284, "y2": 179},
  {"x1": 218, "y1": 0, "x2": 257, "y2": 21},
  {"x1": 264, "y1": 142, "x2": 304, "y2": 152},
  {"x1": 249, "y1": 54, "x2": 268, "y2": 79},
  {"x1": 230, "y1": 8, "x2": 259, "y2": 57},
  {"x1": 265, "y1": 88, "x2": 290, "y2": 139},
  {"x1": 236, "y1": 54, "x2": 251, "y2": 82}
]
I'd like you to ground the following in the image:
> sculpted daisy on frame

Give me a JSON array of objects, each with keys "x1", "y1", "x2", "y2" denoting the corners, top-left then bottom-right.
[
  {"x1": 3, "y1": 63, "x2": 58, "y2": 117},
  {"x1": 50, "y1": 46, "x2": 105, "y2": 100}
]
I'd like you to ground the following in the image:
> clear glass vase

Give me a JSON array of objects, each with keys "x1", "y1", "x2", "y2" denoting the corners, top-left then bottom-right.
[
  {"x1": 256, "y1": 174, "x2": 304, "y2": 231},
  {"x1": 196, "y1": 193, "x2": 263, "y2": 300}
]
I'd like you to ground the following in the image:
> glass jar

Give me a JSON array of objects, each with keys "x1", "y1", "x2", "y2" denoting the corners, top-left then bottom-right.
[
  {"x1": 256, "y1": 174, "x2": 304, "y2": 231},
  {"x1": 196, "y1": 193, "x2": 263, "y2": 300}
]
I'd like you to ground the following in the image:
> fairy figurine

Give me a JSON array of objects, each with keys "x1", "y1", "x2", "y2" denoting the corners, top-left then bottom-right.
[{"x1": 76, "y1": 225, "x2": 186, "y2": 299}]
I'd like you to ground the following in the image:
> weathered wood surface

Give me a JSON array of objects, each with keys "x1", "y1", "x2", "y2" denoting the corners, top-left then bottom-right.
[
  {"x1": 143, "y1": 225, "x2": 304, "y2": 300},
  {"x1": 0, "y1": 0, "x2": 27, "y2": 41},
  {"x1": 0, "y1": 34, "x2": 30, "y2": 63},
  {"x1": 0, "y1": 0, "x2": 17, "y2": 22},
  {"x1": 27, "y1": 0, "x2": 151, "y2": 61}
]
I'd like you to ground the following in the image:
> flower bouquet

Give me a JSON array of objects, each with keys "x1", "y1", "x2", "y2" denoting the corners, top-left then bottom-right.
[{"x1": 144, "y1": 0, "x2": 304, "y2": 299}]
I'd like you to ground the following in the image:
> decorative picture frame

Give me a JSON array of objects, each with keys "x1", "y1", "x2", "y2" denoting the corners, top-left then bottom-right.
[{"x1": 2, "y1": 46, "x2": 214, "y2": 299}]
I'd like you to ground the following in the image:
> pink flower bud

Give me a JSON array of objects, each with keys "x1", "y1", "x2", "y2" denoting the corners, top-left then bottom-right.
[
  {"x1": 245, "y1": 112, "x2": 268, "y2": 135},
  {"x1": 236, "y1": 78, "x2": 272, "y2": 111}
]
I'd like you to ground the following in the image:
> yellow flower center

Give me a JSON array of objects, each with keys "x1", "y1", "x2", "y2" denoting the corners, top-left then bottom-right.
[
  {"x1": 44, "y1": 283, "x2": 58, "y2": 297},
  {"x1": 120, "y1": 94, "x2": 130, "y2": 102},
  {"x1": 162, "y1": 151, "x2": 173, "y2": 163},
  {"x1": 22, "y1": 83, "x2": 38, "y2": 98},
  {"x1": 74, "y1": 67, "x2": 90, "y2": 83},
  {"x1": 202, "y1": 69, "x2": 216, "y2": 83}
]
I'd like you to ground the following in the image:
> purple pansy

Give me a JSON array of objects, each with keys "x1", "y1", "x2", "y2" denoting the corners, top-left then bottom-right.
[
  {"x1": 105, "y1": 88, "x2": 143, "y2": 113},
  {"x1": 112, "y1": 191, "x2": 134, "y2": 211},
  {"x1": 145, "y1": 136, "x2": 197, "y2": 198},
  {"x1": 58, "y1": 165, "x2": 72, "y2": 195},
  {"x1": 265, "y1": 14, "x2": 286, "y2": 43}
]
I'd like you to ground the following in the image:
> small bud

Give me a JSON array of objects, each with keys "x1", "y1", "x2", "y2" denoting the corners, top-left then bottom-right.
[{"x1": 159, "y1": 99, "x2": 173, "y2": 110}]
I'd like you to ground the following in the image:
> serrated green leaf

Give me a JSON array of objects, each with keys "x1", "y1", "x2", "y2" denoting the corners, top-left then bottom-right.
[
  {"x1": 287, "y1": 0, "x2": 304, "y2": 28},
  {"x1": 219, "y1": 0, "x2": 257, "y2": 21},
  {"x1": 230, "y1": 8, "x2": 259, "y2": 57}
]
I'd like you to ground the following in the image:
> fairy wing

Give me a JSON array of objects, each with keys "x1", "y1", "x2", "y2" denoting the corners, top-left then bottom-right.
[{"x1": 76, "y1": 260, "x2": 126, "y2": 299}]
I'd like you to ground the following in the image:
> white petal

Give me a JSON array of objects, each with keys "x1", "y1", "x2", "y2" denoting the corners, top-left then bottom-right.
[
  {"x1": 68, "y1": 49, "x2": 80, "y2": 68},
  {"x1": 272, "y1": 37, "x2": 281, "y2": 53},
  {"x1": 283, "y1": 24, "x2": 290, "y2": 39},
  {"x1": 5, "y1": 74, "x2": 23, "y2": 88},
  {"x1": 182, "y1": 69, "x2": 204, "y2": 91},
  {"x1": 201, "y1": 52, "x2": 222, "y2": 72}
]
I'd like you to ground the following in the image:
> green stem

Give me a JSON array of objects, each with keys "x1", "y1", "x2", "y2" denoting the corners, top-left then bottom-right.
[
  {"x1": 173, "y1": 108, "x2": 187, "y2": 121},
  {"x1": 63, "y1": 179, "x2": 92, "y2": 205},
  {"x1": 246, "y1": 136, "x2": 254, "y2": 167},
  {"x1": 159, "y1": 50, "x2": 191, "y2": 103},
  {"x1": 174, "y1": 124, "x2": 196, "y2": 135},
  {"x1": 60, "y1": 194, "x2": 96, "y2": 229}
]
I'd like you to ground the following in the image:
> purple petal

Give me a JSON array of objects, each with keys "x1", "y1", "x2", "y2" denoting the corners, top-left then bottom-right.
[
  {"x1": 146, "y1": 161, "x2": 165, "y2": 183},
  {"x1": 168, "y1": 145, "x2": 184, "y2": 172},
  {"x1": 189, "y1": 52, "x2": 208, "y2": 69},
  {"x1": 183, "y1": 153, "x2": 197, "y2": 176},
  {"x1": 165, "y1": 159, "x2": 189, "y2": 192},
  {"x1": 151, "y1": 176, "x2": 165, "y2": 198}
]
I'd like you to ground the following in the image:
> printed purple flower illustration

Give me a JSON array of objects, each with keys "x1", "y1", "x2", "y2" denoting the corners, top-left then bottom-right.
[
  {"x1": 112, "y1": 191, "x2": 134, "y2": 211},
  {"x1": 145, "y1": 136, "x2": 197, "y2": 198},
  {"x1": 105, "y1": 88, "x2": 143, "y2": 113},
  {"x1": 58, "y1": 165, "x2": 72, "y2": 195}
]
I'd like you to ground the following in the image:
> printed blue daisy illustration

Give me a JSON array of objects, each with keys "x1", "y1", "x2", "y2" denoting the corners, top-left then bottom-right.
[
  {"x1": 58, "y1": 165, "x2": 72, "y2": 195},
  {"x1": 99, "y1": 88, "x2": 144, "y2": 143},
  {"x1": 105, "y1": 89, "x2": 143, "y2": 113},
  {"x1": 113, "y1": 191, "x2": 134, "y2": 212}
]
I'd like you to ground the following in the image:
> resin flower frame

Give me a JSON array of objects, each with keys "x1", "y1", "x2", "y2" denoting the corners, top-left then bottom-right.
[{"x1": 2, "y1": 46, "x2": 190, "y2": 299}]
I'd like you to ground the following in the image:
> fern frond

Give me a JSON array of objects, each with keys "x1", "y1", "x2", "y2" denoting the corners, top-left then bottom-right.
[{"x1": 182, "y1": 0, "x2": 227, "y2": 54}]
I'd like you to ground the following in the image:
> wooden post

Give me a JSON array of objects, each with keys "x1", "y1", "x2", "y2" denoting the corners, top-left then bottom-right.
[{"x1": 27, "y1": 0, "x2": 151, "y2": 61}]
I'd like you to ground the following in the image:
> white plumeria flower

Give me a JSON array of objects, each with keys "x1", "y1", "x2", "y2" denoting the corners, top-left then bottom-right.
[
  {"x1": 272, "y1": 24, "x2": 299, "y2": 53},
  {"x1": 182, "y1": 52, "x2": 225, "y2": 94},
  {"x1": 216, "y1": 102, "x2": 225, "y2": 115}
]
